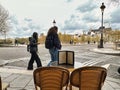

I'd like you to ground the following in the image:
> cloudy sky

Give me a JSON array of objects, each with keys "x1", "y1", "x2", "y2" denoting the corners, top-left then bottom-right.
[{"x1": 0, "y1": 0, "x2": 120, "y2": 38}]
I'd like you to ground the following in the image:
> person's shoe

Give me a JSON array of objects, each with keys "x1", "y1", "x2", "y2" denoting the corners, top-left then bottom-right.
[
  {"x1": 27, "y1": 68, "x2": 33, "y2": 70},
  {"x1": 37, "y1": 66, "x2": 42, "y2": 68}
]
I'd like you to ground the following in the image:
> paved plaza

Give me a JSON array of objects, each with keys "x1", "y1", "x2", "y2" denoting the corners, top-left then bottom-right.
[{"x1": 0, "y1": 43, "x2": 120, "y2": 90}]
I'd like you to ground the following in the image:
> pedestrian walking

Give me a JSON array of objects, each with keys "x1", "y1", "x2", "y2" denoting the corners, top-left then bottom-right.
[
  {"x1": 27, "y1": 32, "x2": 42, "y2": 70},
  {"x1": 15, "y1": 39, "x2": 18, "y2": 46},
  {"x1": 45, "y1": 26, "x2": 62, "y2": 66}
]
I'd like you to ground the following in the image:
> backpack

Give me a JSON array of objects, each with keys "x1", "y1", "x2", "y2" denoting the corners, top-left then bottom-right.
[
  {"x1": 27, "y1": 44, "x2": 30, "y2": 52},
  {"x1": 45, "y1": 35, "x2": 54, "y2": 49},
  {"x1": 27, "y1": 37, "x2": 32, "y2": 52}
]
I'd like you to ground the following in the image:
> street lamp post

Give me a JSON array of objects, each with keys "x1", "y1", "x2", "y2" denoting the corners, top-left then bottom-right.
[
  {"x1": 53, "y1": 20, "x2": 56, "y2": 26},
  {"x1": 99, "y1": 2, "x2": 106, "y2": 48}
]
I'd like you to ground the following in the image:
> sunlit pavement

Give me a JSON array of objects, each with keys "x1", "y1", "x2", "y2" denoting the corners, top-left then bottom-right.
[{"x1": 0, "y1": 44, "x2": 120, "y2": 90}]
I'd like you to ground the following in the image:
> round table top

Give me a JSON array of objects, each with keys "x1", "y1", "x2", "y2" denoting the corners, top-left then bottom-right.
[{"x1": 50, "y1": 61, "x2": 83, "y2": 71}]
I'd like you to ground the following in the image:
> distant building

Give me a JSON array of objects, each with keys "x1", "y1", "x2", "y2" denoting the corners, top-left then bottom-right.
[{"x1": 88, "y1": 27, "x2": 112, "y2": 36}]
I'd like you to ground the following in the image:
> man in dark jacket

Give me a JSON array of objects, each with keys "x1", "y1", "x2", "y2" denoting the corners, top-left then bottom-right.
[{"x1": 27, "y1": 32, "x2": 42, "y2": 70}]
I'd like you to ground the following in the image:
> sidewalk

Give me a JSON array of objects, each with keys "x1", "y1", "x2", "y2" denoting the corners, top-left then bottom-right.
[
  {"x1": 91, "y1": 47, "x2": 120, "y2": 90},
  {"x1": 0, "y1": 47, "x2": 120, "y2": 90}
]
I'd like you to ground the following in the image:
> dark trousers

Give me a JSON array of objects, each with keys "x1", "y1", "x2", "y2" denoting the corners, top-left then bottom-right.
[{"x1": 28, "y1": 52, "x2": 42, "y2": 69}]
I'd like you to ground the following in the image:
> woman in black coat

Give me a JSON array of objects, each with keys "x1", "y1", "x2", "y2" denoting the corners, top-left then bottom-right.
[{"x1": 46, "y1": 26, "x2": 62, "y2": 66}]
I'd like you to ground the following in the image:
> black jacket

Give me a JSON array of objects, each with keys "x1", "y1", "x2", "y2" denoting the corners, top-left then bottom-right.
[
  {"x1": 30, "y1": 37, "x2": 38, "y2": 53},
  {"x1": 53, "y1": 33, "x2": 61, "y2": 49}
]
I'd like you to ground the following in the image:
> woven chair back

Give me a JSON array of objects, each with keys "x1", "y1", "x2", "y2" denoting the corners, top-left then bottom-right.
[
  {"x1": 70, "y1": 66, "x2": 107, "y2": 90},
  {"x1": 33, "y1": 66, "x2": 70, "y2": 90}
]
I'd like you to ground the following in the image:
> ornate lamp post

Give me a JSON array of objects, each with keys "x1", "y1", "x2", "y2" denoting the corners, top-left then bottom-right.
[
  {"x1": 99, "y1": 2, "x2": 106, "y2": 48},
  {"x1": 53, "y1": 20, "x2": 56, "y2": 26}
]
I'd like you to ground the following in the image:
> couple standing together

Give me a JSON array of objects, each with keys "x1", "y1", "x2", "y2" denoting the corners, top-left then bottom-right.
[{"x1": 27, "y1": 26, "x2": 61, "y2": 70}]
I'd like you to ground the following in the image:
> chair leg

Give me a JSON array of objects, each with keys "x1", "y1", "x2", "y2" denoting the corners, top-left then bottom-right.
[
  {"x1": 35, "y1": 86, "x2": 38, "y2": 90},
  {"x1": 69, "y1": 84, "x2": 72, "y2": 90},
  {"x1": 65, "y1": 84, "x2": 68, "y2": 90}
]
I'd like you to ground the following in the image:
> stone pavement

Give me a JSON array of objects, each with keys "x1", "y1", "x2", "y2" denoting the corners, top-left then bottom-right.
[{"x1": 0, "y1": 46, "x2": 120, "y2": 90}]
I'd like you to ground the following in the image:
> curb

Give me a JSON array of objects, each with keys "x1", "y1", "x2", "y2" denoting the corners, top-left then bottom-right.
[{"x1": 90, "y1": 48, "x2": 120, "y2": 55}]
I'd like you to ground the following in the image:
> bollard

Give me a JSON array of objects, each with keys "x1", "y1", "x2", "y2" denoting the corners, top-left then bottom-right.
[{"x1": 118, "y1": 67, "x2": 120, "y2": 74}]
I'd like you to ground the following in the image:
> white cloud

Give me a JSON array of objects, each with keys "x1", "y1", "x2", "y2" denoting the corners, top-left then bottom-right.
[{"x1": 0, "y1": 0, "x2": 120, "y2": 38}]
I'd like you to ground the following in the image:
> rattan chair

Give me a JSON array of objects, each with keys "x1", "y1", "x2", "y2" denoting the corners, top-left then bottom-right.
[
  {"x1": 33, "y1": 66, "x2": 70, "y2": 90},
  {"x1": 70, "y1": 66, "x2": 107, "y2": 90}
]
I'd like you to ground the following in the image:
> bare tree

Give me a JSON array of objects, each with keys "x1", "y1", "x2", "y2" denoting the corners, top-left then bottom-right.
[{"x1": 0, "y1": 4, "x2": 9, "y2": 43}]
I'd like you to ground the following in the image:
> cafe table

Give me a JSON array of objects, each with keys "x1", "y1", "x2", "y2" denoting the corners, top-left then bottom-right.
[{"x1": 50, "y1": 61, "x2": 83, "y2": 72}]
